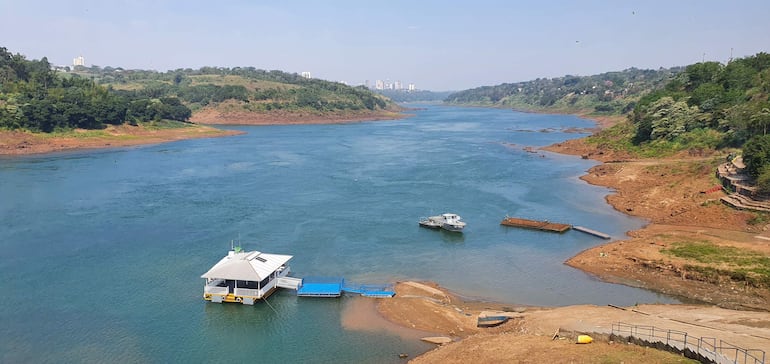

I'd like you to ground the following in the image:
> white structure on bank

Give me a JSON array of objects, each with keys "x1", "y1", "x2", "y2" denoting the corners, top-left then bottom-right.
[
  {"x1": 73, "y1": 55, "x2": 85, "y2": 67},
  {"x1": 301, "y1": 71, "x2": 311, "y2": 79}
]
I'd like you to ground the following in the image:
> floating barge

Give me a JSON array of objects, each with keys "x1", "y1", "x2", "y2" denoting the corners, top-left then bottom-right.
[{"x1": 500, "y1": 216, "x2": 571, "y2": 233}]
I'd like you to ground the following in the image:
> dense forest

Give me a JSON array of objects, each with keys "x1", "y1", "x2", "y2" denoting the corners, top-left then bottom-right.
[
  {"x1": 446, "y1": 53, "x2": 770, "y2": 192},
  {"x1": 0, "y1": 47, "x2": 191, "y2": 132}
]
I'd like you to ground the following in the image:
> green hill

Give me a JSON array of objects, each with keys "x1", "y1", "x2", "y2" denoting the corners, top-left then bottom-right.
[
  {"x1": 0, "y1": 46, "x2": 399, "y2": 133},
  {"x1": 79, "y1": 66, "x2": 399, "y2": 118},
  {"x1": 445, "y1": 67, "x2": 682, "y2": 115}
]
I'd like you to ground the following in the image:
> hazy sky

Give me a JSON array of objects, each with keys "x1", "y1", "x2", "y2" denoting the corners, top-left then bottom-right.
[{"x1": 2, "y1": 1, "x2": 769, "y2": 90}]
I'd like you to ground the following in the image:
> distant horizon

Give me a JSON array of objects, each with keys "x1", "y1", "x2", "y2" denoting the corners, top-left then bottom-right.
[
  {"x1": 3, "y1": 1, "x2": 769, "y2": 90},
  {"x1": 30, "y1": 54, "x2": 722, "y2": 94}
]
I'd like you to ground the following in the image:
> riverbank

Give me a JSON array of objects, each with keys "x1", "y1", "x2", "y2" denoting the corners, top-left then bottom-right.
[
  {"x1": 544, "y1": 135, "x2": 770, "y2": 311},
  {"x1": 0, "y1": 123, "x2": 242, "y2": 156},
  {"x1": 189, "y1": 107, "x2": 407, "y2": 125},
  {"x1": 0, "y1": 109, "x2": 408, "y2": 156}
]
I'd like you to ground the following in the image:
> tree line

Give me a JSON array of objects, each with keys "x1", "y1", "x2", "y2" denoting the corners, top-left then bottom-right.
[
  {"x1": 84, "y1": 65, "x2": 389, "y2": 113},
  {"x1": 0, "y1": 47, "x2": 191, "y2": 132}
]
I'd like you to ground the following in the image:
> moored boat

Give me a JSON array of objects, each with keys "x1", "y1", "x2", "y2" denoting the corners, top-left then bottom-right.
[
  {"x1": 440, "y1": 213, "x2": 466, "y2": 232},
  {"x1": 419, "y1": 213, "x2": 466, "y2": 232},
  {"x1": 477, "y1": 315, "x2": 510, "y2": 327},
  {"x1": 418, "y1": 216, "x2": 443, "y2": 229}
]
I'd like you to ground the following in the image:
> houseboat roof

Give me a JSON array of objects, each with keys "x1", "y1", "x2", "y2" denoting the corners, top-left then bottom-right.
[{"x1": 201, "y1": 250, "x2": 292, "y2": 282}]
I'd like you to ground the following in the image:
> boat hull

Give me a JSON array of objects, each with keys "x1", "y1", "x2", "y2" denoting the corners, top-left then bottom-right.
[
  {"x1": 441, "y1": 223, "x2": 465, "y2": 232},
  {"x1": 419, "y1": 220, "x2": 442, "y2": 229}
]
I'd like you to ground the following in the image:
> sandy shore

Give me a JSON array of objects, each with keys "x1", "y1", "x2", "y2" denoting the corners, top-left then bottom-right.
[
  {"x1": 0, "y1": 124, "x2": 243, "y2": 156},
  {"x1": 356, "y1": 281, "x2": 770, "y2": 362}
]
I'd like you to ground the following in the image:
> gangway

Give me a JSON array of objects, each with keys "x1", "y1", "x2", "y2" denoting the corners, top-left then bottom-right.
[
  {"x1": 276, "y1": 276, "x2": 302, "y2": 290},
  {"x1": 342, "y1": 283, "x2": 396, "y2": 297}
]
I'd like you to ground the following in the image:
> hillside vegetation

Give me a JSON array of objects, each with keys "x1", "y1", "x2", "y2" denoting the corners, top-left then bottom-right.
[
  {"x1": 79, "y1": 65, "x2": 396, "y2": 116},
  {"x1": 0, "y1": 47, "x2": 191, "y2": 132},
  {"x1": 447, "y1": 53, "x2": 770, "y2": 191},
  {"x1": 0, "y1": 46, "x2": 397, "y2": 133},
  {"x1": 445, "y1": 67, "x2": 682, "y2": 115}
]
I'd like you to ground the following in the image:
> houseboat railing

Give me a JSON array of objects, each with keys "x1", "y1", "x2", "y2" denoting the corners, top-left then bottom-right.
[
  {"x1": 204, "y1": 286, "x2": 228, "y2": 295},
  {"x1": 234, "y1": 288, "x2": 259, "y2": 298}
]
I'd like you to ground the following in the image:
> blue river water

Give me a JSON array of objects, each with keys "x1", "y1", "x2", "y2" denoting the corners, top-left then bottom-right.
[{"x1": 0, "y1": 105, "x2": 677, "y2": 363}]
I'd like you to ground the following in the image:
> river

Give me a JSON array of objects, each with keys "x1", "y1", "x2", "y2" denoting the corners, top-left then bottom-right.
[{"x1": 0, "y1": 105, "x2": 676, "y2": 363}]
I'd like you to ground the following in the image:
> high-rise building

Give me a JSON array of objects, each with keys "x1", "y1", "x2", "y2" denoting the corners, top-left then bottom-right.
[
  {"x1": 301, "y1": 71, "x2": 311, "y2": 79},
  {"x1": 408, "y1": 83, "x2": 416, "y2": 91},
  {"x1": 394, "y1": 81, "x2": 402, "y2": 90},
  {"x1": 375, "y1": 80, "x2": 384, "y2": 90},
  {"x1": 73, "y1": 55, "x2": 85, "y2": 66}
]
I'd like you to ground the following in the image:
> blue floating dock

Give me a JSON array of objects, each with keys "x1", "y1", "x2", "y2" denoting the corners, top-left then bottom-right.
[
  {"x1": 297, "y1": 277, "x2": 344, "y2": 297},
  {"x1": 295, "y1": 277, "x2": 396, "y2": 298}
]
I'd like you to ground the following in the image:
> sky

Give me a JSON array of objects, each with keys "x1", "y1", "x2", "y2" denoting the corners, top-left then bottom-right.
[{"x1": 2, "y1": 0, "x2": 769, "y2": 91}]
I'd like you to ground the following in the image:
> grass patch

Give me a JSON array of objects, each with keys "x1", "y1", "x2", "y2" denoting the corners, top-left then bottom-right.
[
  {"x1": 138, "y1": 120, "x2": 196, "y2": 130},
  {"x1": 747, "y1": 212, "x2": 770, "y2": 226},
  {"x1": 41, "y1": 129, "x2": 110, "y2": 139},
  {"x1": 663, "y1": 241, "x2": 770, "y2": 287}
]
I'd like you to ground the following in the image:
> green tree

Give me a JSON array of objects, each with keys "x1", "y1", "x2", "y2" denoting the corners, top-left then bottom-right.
[
  {"x1": 743, "y1": 134, "x2": 770, "y2": 178},
  {"x1": 684, "y1": 62, "x2": 722, "y2": 92}
]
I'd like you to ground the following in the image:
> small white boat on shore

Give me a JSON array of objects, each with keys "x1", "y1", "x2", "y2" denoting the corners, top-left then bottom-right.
[{"x1": 419, "y1": 213, "x2": 466, "y2": 232}]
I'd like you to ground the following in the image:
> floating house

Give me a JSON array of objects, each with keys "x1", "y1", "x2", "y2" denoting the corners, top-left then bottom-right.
[{"x1": 201, "y1": 248, "x2": 300, "y2": 305}]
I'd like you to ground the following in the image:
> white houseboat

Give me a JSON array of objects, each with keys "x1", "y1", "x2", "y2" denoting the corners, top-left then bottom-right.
[{"x1": 201, "y1": 248, "x2": 300, "y2": 305}]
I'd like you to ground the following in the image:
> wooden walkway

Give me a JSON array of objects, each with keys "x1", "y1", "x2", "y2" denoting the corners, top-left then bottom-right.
[{"x1": 500, "y1": 217, "x2": 571, "y2": 233}]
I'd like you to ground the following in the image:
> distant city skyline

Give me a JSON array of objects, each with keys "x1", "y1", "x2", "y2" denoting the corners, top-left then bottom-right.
[{"x1": 2, "y1": 1, "x2": 769, "y2": 91}]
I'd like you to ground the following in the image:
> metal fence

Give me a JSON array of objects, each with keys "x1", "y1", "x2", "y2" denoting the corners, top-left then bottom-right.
[{"x1": 611, "y1": 322, "x2": 765, "y2": 364}]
